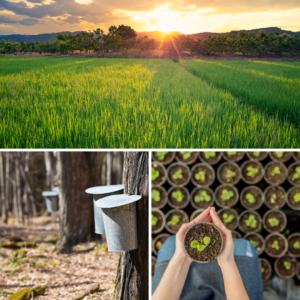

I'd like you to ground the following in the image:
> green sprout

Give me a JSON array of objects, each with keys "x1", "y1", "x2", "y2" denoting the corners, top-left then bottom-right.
[
  {"x1": 271, "y1": 240, "x2": 279, "y2": 250},
  {"x1": 180, "y1": 152, "x2": 192, "y2": 160},
  {"x1": 172, "y1": 169, "x2": 183, "y2": 180},
  {"x1": 293, "y1": 241, "x2": 300, "y2": 249},
  {"x1": 294, "y1": 193, "x2": 300, "y2": 203},
  {"x1": 226, "y1": 169, "x2": 236, "y2": 182},
  {"x1": 152, "y1": 167, "x2": 160, "y2": 181},
  {"x1": 284, "y1": 261, "x2": 291, "y2": 270},
  {"x1": 204, "y1": 152, "x2": 216, "y2": 159},
  {"x1": 156, "y1": 152, "x2": 168, "y2": 160},
  {"x1": 223, "y1": 213, "x2": 235, "y2": 224},
  {"x1": 167, "y1": 215, "x2": 181, "y2": 226},
  {"x1": 172, "y1": 190, "x2": 184, "y2": 202},
  {"x1": 221, "y1": 189, "x2": 234, "y2": 201},
  {"x1": 268, "y1": 218, "x2": 280, "y2": 227},
  {"x1": 195, "y1": 170, "x2": 206, "y2": 182},
  {"x1": 190, "y1": 236, "x2": 211, "y2": 252},
  {"x1": 275, "y1": 152, "x2": 284, "y2": 158},
  {"x1": 270, "y1": 193, "x2": 277, "y2": 204},
  {"x1": 250, "y1": 240, "x2": 259, "y2": 248},
  {"x1": 282, "y1": 229, "x2": 290, "y2": 236},
  {"x1": 261, "y1": 268, "x2": 265, "y2": 273},
  {"x1": 253, "y1": 152, "x2": 260, "y2": 157},
  {"x1": 292, "y1": 167, "x2": 300, "y2": 181},
  {"x1": 194, "y1": 190, "x2": 211, "y2": 203},
  {"x1": 152, "y1": 214, "x2": 158, "y2": 226},
  {"x1": 247, "y1": 166, "x2": 259, "y2": 177},
  {"x1": 244, "y1": 215, "x2": 257, "y2": 228},
  {"x1": 246, "y1": 193, "x2": 256, "y2": 203},
  {"x1": 227, "y1": 152, "x2": 237, "y2": 155},
  {"x1": 271, "y1": 166, "x2": 280, "y2": 176},
  {"x1": 152, "y1": 190, "x2": 161, "y2": 202}
]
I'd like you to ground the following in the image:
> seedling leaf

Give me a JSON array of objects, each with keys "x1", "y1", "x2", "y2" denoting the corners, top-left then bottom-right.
[
  {"x1": 172, "y1": 190, "x2": 184, "y2": 202},
  {"x1": 204, "y1": 152, "x2": 216, "y2": 159},
  {"x1": 152, "y1": 189, "x2": 161, "y2": 202},
  {"x1": 250, "y1": 240, "x2": 259, "y2": 248},
  {"x1": 221, "y1": 189, "x2": 234, "y2": 201},
  {"x1": 292, "y1": 167, "x2": 300, "y2": 181},
  {"x1": 284, "y1": 261, "x2": 291, "y2": 270},
  {"x1": 246, "y1": 193, "x2": 256, "y2": 203},
  {"x1": 195, "y1": 170, "x2": 206, "y2": 182},
  {"x1": 152, "y1": 167, "x2": 160, "y2": 181},
  {"x1": 151, "y1": 214, "x2": 158, "y2": 226},
  {"x1": 268, "y1": 217, "x2": 280, "y2": 227},
  {"x1": 271, "y1": 240, "x2": 279, "y2": 251},
  {"x1": 293, "y1": 241, "x2": 300, "y2": 249},
  {"x1": 191, "y1": 240, "x2": 199, "y2": 248},
  {"x1": 172, "y1": 169, "x2": 183, "y2": 180},
  {"x1": 180, "y1": 152, "x2": 192, "y2": 160},
  {"x1": 294, "y1": 193, "x2": 300, "y2": 203},
  {"x1": 194, "y1": 190, "x2": 211, "y2": 203},
  {"x1": 157, "y1": 152, "x2": 168, "y2": 160},
  {"x1": 246, "y1": 166, "x2": 259, "y2": 178}
]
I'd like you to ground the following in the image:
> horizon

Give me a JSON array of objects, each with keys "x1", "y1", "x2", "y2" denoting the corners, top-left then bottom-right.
[{"x1": 0, "y1": 0, "x2": 300, "y2": 35}]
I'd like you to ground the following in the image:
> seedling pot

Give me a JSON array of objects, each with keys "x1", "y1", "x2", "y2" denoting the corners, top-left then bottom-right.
[
  {"x1": 297, "y1": 262, "x2": 300, "y2": 280},
  {"x1": 286, "y1": 186, "x2": 300, "y2": 211},
  {"x1": 183, "y1": 222, "x2": 224, "y2": 263},
  {"x1": 244, "y1": 232, "x2": 265, "y2": 255},
  {"x1": 152, "y1": 162, "x2": 167, "y2": 186},
  {"x1": 214, "y1": 184, "x2": 239, "y2": 208},
  {"x1": 95, "y1": 194, "x2": 141, "y2": 251},
  {"x1": 191, "y1": 163, "x2": 215, "y2": 187},
  {"x1": 152, "y1": 208, "x2": 166, "y2": 234},
  {"x1": 287, "y1": 233, "x2": 300, "y2": 258},
  {"x1": 238, "y1": 210, "x2": 261, "y2": 233},
  {"x1": 152, "y1": 233, "x2": 171, "y2": 256},
  {"x1": 85, "y1": 185, "x2": 124, "y2": 234},
  {"x1": 240, "y1": 161, "x2": 264, "y2": 184},
  {"x1": 165, "y1": 209, "x2": 189, "y2": 234},
  {"x1": 152, "y1": 152, "x2": 175, "y2": 165},
  {"x1": 217, "y1": 162, "x2": 240, "y2": 185},
  {"x1": 231, "y1": 230, "x2": 242, "y2": 239},
  {"x1": 217, "y1": 208, "x2": 239, "y2": 230},
  {"x1": 274, "y1": 254, "x2": 297, "y2": 279},
  {"x1": 287, "y1": 162, "x2": 300, "y2": 186},
  {"x1": 246, "y1": 151, "x2": 269, "y2": 161},
  {"x1": 191, "y1": 187, "x2": 214, "y2": 210},
  {"x1": 167, "y1": 186, "x2": 190, "y2": 209},
  {"x1": 263, "y1": 209, "x2": 287, "y2": 233},
  {"x1": 270, "y1": 151, "x2": 292, "y2": 163},
  {"x1": 190, "y1": 209, "x2": 205, "y2": 221},
  {"x1": 152, "y1": 186, "x2": 168, "y2": 209},
  {"x1": 198, "y1": 152, "x2": 223, "y2": 165},
  {"x1": 264, "y1": 233, "x2": 288, "y2": 258},
  {"x1": 264, "y1": 186, "x2": 286, "y2": 210},
  {"x1": 240, "y1": 186, "x2": 264, "y2": 210},
  {"x1": 261, "y1": 258, "x2": 272, "y2": 281},
  {"x1": 175, "y1": 151, "x2": 198, "y2": 165},
  {"x1": 167, "y1": 162, "x2": 191, "y2": 187},
  {"x1": 223, "y1": 152, "x2": 244, "y2": 162},
  {"x1": 41, "y1": 191, "x2": 59, "y2": 213},
  {"x1": 292, "y1": 152, "x2": 300, "y2": 162},
  {"x1": 264, "y1": 161, "x2": 287, "y2": 185}
]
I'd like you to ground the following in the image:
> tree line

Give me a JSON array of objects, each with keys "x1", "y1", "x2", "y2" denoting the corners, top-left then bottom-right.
[{"x1": 0, "y1": 24, "x2": 299, "y2": 57}]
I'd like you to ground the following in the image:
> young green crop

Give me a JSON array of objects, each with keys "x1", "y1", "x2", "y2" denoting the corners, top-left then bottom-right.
[
  {"x1": 223, "y1": 213, "x2": 235, "y2": 224},
  {"x1": 152, "y1": 190, "x2": 161, "y2": 202},
  {"x1": 180, "y1": 152, "x2": 192, "y2": 160},
  {"x1": 292, "y1": 167, "x2": 300, "y2": 181},
  {"x1": 271, "y1": 240, "x2": 279, "y2": 250},
  {"x1": 221, "y1": 189, "x2": 234, "y2": 201},
  {"x1": 294, "y1": 193, "x2": 300, "y2": 203},
  {"x1": 293, "y1": 241, "x2": 300, "y2": 249},
  {"x1": 246, "y1": 166, "x2": 259, "y2": 177},
  {"x1": 172, "y1": 169, "x2": 183, "y2": 180},
  {"x1": 275, "y1": 152, "x2": 284, "y2": 158},
  {"x1": 152, "y1": 214, "x2": 159, "y2": 226},
  {"x1": 195, "y1": 170, "x2": 206, "y2": 182},
  {"x1": 194, "y1": 190, "x2": 211, "y2": 202},
  {"x1": 204, "y1": 152, "x2": 216, "y2": 159},
  {"x1": 172, "y1": 190, "x2": 184, "y2": 202},
  {"x1": 227, "y1": 152, "x2": 237, "y2": 156},
  {"x1": 253, "y1": 152, "x2": 260, "y2": 157},
  {"x1": 167, "y1": 215, "x2": 181, "y2": 225},
  {"x1": 226, "y1": 169, "x2": 236, "y2": 182},
  {"x1": 283, "y1": 261, "x2": 291, "y2": 270},
  {"x1": 250, "y1": 240, "x2": 259, "y2": 248},
  {"x1": 246, "y1": 193, "x2": 256, "y2": 203},
  {"x1": 152, "y1": 167, "x2": 160, "y2": 181},
  {"x1": 271, "y1": 166, "x2": 280, "y2": 176},
  {"x1": 156, "y1": 152, "x2": 168, "y2": 160},
  {"x1": 190, "y1": 236, "x2": 211, "y2": 252},
  {"x1": 244, "y1": 215, "x2": 257, "y2": 228},
  {"x1": 268, "y1": 217, "x2": 280, "y2": 227}
]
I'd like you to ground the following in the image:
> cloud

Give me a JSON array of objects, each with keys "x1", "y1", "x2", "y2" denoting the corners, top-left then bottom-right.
[
  {"x1": 0, "y1": 14, "x2": 39, "y2": 25},
  {"x1": 0, "y1": 23, "x2": 16, "y2": 33}
]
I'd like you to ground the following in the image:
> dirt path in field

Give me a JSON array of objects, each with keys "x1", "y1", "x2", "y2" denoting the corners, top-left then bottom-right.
[{"x1": 0, "y1": 216, "x2": 119, "y2": 300}]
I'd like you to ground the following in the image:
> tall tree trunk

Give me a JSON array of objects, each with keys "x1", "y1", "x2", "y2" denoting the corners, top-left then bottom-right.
[
  {"x1": 44, "y1": 152, "x2": 54, "y2": 190},
  {"x1": 113, "y1": 152, "x2": 148, "y2": 300},
  {"x1": 106, "y1": 152, "x2": 112, "y2": 185},
  {"x1": 0, "y1": 153, "x2": 7, "y2": 223},
  {"x1": 115, "y1": 152, "x2": 123, "y2": 184},
  {"x1": 5, "y1": 153, "x2": 10, "y2": 220},
  {"x1": 14, "y1": 153, "x2": 24, "y2": 224},
  {"x1": 56, "y1": 152, "x2": 106, "y2": 253}
]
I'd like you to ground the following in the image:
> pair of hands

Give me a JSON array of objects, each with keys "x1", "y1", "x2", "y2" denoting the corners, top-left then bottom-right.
[{"x1": 175, "y1": 207, "x2": 234, "y2": 266}]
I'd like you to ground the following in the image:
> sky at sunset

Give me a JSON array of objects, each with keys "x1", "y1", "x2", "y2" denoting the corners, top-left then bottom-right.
[{"x1": 0, "y1": 0, "x2": 299, "y2": 35}]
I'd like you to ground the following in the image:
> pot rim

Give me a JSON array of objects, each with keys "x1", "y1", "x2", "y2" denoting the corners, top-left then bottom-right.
[
  {"x1": 152, "y1": 151, "x2": 176, "y2": 165},
  {"x1": 240, "y1": 160, "x2": 264, "y2": 185},
  {"x1": 264, "y1": 232, "x2": 288, "y2": 258},
  {"x1": 190, "y1": 209, "x2": 205, "y2": 221},
  {"x1": 175, "y1": 151, "x2": 199, "y2": 165},
  {"x1": 260, "y1": 258, "x2": 272, "y2": 281},
  {"x1": 166, "y1": 162, "x2": 191, "y2": 187},
  {"x1": 165, "y1": 209, "x2": 189, "y2": 234},
  {"x1": 222, "y1": 151, "x2": 245, "y2": 162},
  {"x1": 152, "y1": 162, "x2": 167, "y2": 186},
  {"x1": 217, "y1": 161, "x2": 241, "y2": 185},
  {"x1": 214, "y1": 184, "x2": 239, "y2": 208},
  {"x1": 286, "y1": 186, "x2": 300, "y2": 211},
  {"x1": 240, "y1": 185, "x2": 264, "y2": 210},
  {"x1": 231, "y1": 230, "x2": 242, "y2": 239},
  {"x1": 151, "y1": 186, "x2": 168, "y2": 209},
  {"x1": 287, "y1": 162, "x2": 300, "y2": 187},
  {"x1": 262, "y1": 209, "x2": 287, "y2": 234},
  {"x1": 190, "y1": 163, "x2": 215, "y2": 187},
  {"x1": 263, "y1": 185, "x2": 287, "y2": 210},
  {"x1": 269, "y1": 151, "x2": 292, "y2": 163},
  {"x1": 264, "y1": 161, "x2": 287, "y2": 186},
  {"x1": 246, "y1": 151, "x2": 269, "y2": 161},
  {"x1": 287, "y1": 233, "x2": 300, "y2": 258},
  {"x1": 274, "y1": 254, "x2": 297, "y2": 279},
  {"x1": 238, "y1": 210, "x2": 262, "y2": 234},
  {"x1": 183, "y1": 222, "x2": 224, "y2": 263},
  {"x1": 167, "y1": 186, "x2": 190, "y2": 209},
  {"x1": 217, "y1": 207, "x2": 239, "y2": 230},
  {"x1": 243, "y1": 232, "x2": 265, "y2": 255},
  {"x1": 152, "y1": 233, "x2": 171, "y2": 256},
  {"x1": 292, "y1": 152, "x2": 300, "y2": 162},
  {"x1": 190, "y1": 186, "x2": 214, "y2": 210},
  {"x1": 152, "y1": 208, "x2": 166, "y2": 234},
  {"x1": 297, "y1": 261, "x2": 300, "y2": 280},
  {"x1": 198, "y1": 151, "x2": 223, "y2": 165}
]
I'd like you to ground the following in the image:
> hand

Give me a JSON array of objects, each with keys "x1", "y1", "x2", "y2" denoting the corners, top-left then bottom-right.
[
  {"x1": 210, "y1": 207, "x2": 234, "y2": 266},
  {"x1": 174, "y1": 207, "x2": 212, "y2": 264}
]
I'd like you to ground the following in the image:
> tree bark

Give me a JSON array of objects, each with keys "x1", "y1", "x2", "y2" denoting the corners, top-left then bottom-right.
[
  {"x1": 44, "y1": 152, "x2": 54, "y2": 190},
  {"x1": 14, "y1": 153, "x2": 24, "y2": 224},
  {"x1": 0, "y1": 153, "x2": 7, "y2": 223},
  {"x1": 5, "y1": 153, "x2": 10, "y2": 220},
  {"x1": 113, "y1": 152, "x2": 148, "y2": 300},
  {"x1": 56, "y1": 152, "x2": 106, "y2": 253},
  {"x1": 106, "y1": 152, "x2": 112, "y2": 185}
]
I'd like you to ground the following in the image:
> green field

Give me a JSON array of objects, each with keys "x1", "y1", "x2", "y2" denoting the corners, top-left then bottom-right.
[{"x1": 0, "y1": 56, "x2": 299, "y2": 148}]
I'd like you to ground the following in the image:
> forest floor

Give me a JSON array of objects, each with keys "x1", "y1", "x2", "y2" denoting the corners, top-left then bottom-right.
[{"x1": 0, "y1": 215, "x2": 119, "y2": 300}]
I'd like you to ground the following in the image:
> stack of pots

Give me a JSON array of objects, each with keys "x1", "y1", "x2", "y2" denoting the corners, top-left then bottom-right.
[{"x1": 151, "y1": 151, "x2": 300, "y2": 280}]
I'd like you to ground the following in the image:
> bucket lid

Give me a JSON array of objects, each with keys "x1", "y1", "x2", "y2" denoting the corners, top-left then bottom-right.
[
  {"x1": 95, "y1": 194, "x2": 141, "y2": 208},
  {"x1": 85, "y1": 184, "x2": 124, "y2": 195},
  {"x1": 42, "y1": 191, "x2": 58, "y2": 197}
]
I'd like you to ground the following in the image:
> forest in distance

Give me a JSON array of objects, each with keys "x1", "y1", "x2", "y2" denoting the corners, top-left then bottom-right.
[{"x1": 1, "y1": 24, "x2": 300, "y2": 57}]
